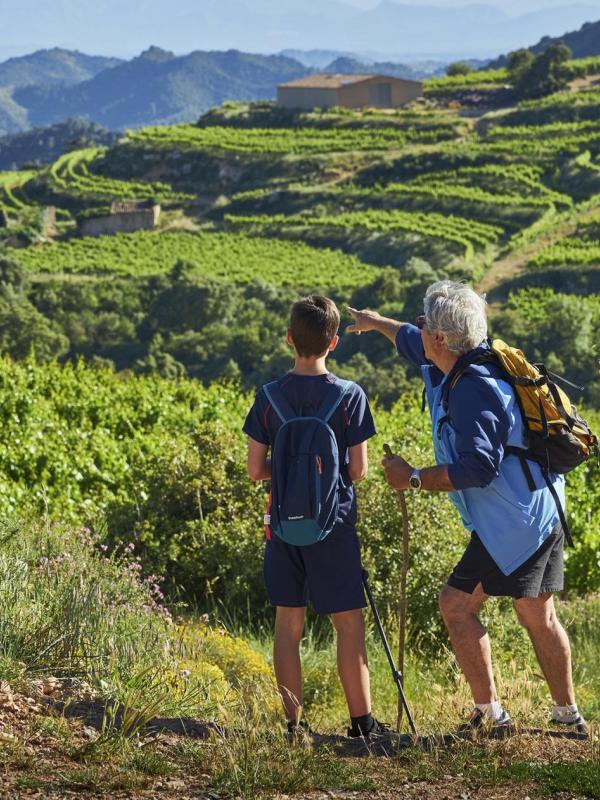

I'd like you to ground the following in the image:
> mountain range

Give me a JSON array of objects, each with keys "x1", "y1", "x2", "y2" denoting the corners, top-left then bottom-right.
[
  {"x1": 0, "y1": 48, "x2": 310, "y2": 135},
  {"x1": 1, "y1": 0, "x2": 599, "y2": 61},
  {"x1": 2, "y1": 12, "x2": 600, "y2": 141},
  {"x1": 0, "y1": 45, "x2": 440, "y2": 137}
]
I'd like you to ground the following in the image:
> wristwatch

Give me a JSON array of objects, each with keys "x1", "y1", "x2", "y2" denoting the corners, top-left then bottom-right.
[{"x1": 409, "y1": 468, "x2": 422, "y2": 490}]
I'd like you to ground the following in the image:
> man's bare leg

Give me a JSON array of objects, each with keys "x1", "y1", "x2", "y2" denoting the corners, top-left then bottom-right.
[
  {"x1": 330, "y1": 608, "x2": 371, "y2": 717},
  {"x1": 439, "y1": 583, "x2": 498, "y2": 704},
  {"x1": 513, "y1": 593, "x2": 575, "y2": 706},
  {"x1": 273, "y1": 606, "x2": 306, "y2": 721}
]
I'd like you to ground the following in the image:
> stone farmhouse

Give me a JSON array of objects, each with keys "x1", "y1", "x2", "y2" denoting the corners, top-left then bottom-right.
[
  {"x1": 277, "y1": 74, "x2": 423, "y2": 110},
  {"x1": 78, "y1": 200, "x2": 161, "y2": 237}
]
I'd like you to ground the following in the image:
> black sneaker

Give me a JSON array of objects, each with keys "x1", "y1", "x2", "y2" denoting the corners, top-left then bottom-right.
[
  {"x1": 347, "y1": 718, "x2": 390, "y2": 739},
  {"x1": 552, "y1": 714, "x2": 589, "y2": 736},
  {"x1": 458, "y1": 708, "x2": 514, "y2": 737}
]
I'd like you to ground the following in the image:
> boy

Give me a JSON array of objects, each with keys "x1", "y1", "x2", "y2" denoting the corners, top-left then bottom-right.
[{"x1": 243, "y1": 294, "x2": 384, "y2": 738}]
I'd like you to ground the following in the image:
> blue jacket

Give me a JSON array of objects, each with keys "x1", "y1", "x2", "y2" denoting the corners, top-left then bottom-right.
[{"x1": 397, "y1": 325, "x2": 565, "y2": 575}]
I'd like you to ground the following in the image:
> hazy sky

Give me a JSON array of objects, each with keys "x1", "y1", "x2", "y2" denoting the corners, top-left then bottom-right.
[{"x1": 346, "y1": 0, "x2": 600, "y2": 8}]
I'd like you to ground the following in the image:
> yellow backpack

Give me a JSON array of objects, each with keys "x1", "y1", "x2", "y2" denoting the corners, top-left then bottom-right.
[
  {"x1": 483, "y1": 339, "x2": 597, "y2": 474},
  {"x1": 448, "y1": 339, "x2": 598, "y2": 546}
]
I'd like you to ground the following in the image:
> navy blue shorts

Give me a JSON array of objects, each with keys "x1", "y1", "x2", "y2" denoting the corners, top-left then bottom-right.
[{"x1": 264, "y1": 522, "x2": 366, "y2": 615}]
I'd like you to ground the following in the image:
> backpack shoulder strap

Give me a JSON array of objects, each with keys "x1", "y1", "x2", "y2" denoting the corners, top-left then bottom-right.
[
  {"x1": 316, "y1": 379, "x2": 354, "y2": 424},
  {"x1": 442, "y1": 351, "x2": 499, "y2": 412},
  {"x1": 262, "y1": 381, "x2": 296, "y2": 425}
]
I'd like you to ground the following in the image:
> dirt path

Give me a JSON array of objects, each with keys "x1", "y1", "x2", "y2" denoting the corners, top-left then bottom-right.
[{"x1": 0, "y1": 680, "x2": 594, "y2": 800}]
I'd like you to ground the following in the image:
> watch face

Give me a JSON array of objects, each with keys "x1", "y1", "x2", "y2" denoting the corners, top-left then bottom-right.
[{"x1": 409, "y1": 475, "x2": 421, "y2": 489}]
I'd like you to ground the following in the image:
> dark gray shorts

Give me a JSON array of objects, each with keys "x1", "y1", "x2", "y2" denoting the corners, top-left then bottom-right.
[{"x1": 447, "y1": 523, "x2": 564, "y2": 599}]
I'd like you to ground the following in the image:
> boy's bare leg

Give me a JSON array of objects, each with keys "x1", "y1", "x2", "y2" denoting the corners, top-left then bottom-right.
[
  {"x1": 513, "y1": 593, "x2": 575, "y2": 706},
  {"x1": 330, "y1": 608, "x2": 371, "y2": 717},
  {"x1": 439, "y1": 583, "x2": 498, "y2": 704},
  {"x1": 273, "y1": 606, "x2": 306, "y2": 721}
]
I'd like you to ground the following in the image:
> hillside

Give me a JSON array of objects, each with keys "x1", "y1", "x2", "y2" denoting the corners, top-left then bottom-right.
[
  {"x1": 0, "y1": 119, "x2": 117, "y2": 170},
  {"x1": 0, "y1": 47, "x2": 310, "y2": 134},
  {"x1": 324, "y1": 56, "x2": 442, "y2": 80},
  {"x1": 0, "y1": 47, "x2": 122, "y2": 89},
  {"x1": 1, "y1": 59, "x2": 599, "y2": 406},
  {"x1": 493, "y1": 18, "x2": 600, "y2": 65},
  {"x1": 532, "y1": 19, "x2": 600, "y2": 57}
]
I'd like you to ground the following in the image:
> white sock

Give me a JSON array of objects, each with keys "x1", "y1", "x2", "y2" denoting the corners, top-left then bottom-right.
[
  {"x1": 475, "y1": 701, "x2": 503, "y2": 721},
  {"x1": 552, "y1": 703, "x2": 580, "y2": 723}
]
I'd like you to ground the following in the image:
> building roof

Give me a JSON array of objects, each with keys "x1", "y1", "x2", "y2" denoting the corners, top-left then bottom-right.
[{"x1": 278, "y1": 73, "x2": 383, "y2": 90}]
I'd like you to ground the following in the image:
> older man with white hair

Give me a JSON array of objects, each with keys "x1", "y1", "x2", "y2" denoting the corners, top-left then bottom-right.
[{"x1": 347, "y1": 281, "x2": 587, "y2": 734}]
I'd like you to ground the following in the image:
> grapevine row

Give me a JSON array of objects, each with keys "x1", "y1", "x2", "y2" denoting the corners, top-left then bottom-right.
[
  {"x1": 127, "y1": 124, "x2": 408, "y2": 154},
  {"x1": 11, "y1": 229, "x2": 381, "y2": 288},
  {"x1": 226, "y1": 210, "x2": 503, "y2": 258}
]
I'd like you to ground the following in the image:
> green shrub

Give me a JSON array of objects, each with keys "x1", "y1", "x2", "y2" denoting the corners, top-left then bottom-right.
[{"x1": 0, "y1": 358, "x2": 596, "y2": 657}]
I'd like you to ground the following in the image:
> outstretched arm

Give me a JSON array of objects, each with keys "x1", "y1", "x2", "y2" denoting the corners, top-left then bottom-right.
[{"x1": 346, "y1": 307, "x2": 405, "y2": 344}]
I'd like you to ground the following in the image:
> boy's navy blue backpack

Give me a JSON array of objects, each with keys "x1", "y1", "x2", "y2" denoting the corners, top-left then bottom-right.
[{"x1": 262, "y1": 378, "x2": 354, "y2": 546}]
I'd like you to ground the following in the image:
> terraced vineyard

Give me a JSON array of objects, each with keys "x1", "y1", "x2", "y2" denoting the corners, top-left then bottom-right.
[
  {"x1": 528, "y1": 216, "x2": 600, "y2": 269},
  {"x1": 0, "y1": 57, "x2": 599, "y2": 397},
  {"x1": 15, "y1": 229, "x2": 381, "y2": 288},
  {"x1": 0, "y1": 170, "x2": 37, "y2": 219},
  {"x1": 227, "y1": 209, "x2": 503, "y2": 259},
  {"x1": 127, "y1": 124, "x2": 412, "y2": 154},
  {"x1": 48, "y1": 148, "x2": 193, "y2": 204}
]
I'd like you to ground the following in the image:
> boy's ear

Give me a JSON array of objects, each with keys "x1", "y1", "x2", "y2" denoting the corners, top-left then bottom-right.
[
  {"x1": 286, "y1": 329, "x2": 294, "y2": 347},
  {"x1": 327, "y1": 334, "x2": 339, "y2": 353}
]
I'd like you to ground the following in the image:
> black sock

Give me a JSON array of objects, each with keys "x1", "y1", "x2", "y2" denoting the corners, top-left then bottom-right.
[{"x1": 350, "y1": 712, "x2": 374, "y2": 735}]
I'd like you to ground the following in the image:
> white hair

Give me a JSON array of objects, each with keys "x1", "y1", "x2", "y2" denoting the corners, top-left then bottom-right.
[{"x1": 423, "y1": 281, "x2": 487, "y2": 355}]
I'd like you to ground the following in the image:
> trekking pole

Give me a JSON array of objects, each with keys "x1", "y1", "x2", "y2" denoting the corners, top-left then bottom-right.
[
  {"x1": 383, "y1": 442, "x2": 412, "y2": 733},
  {"x1": 362, "y1": 568, "x2": 417, "y2": 736}
]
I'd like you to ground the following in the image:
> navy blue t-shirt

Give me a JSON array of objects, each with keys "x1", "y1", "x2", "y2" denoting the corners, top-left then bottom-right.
[{"x1": 243, "y1": 372, "x2": 377, "y2": 529}]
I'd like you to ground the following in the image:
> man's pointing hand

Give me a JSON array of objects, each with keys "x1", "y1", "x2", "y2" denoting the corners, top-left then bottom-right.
[
  {"x1": 346, "y1": 308, "x2": 403, "y2": 345},
  {"x1": 346, "y1": 307, "x2": 382, "y2": 336}
]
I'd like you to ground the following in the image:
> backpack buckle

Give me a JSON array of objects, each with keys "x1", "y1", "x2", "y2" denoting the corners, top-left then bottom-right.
[{"x1": 264, "y1": 514, "x2": 271, "y2": 526}]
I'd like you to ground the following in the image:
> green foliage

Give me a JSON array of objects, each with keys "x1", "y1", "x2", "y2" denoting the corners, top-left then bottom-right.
[
  {"x1": 529, "y1": 236, "x2": 600, "y2": 269},
  {"x1": 425, "y1": 68, "x2": 508, "y2": 93},
  {"x1": 446, "y1": 62, "x2": 473, "y2": 77},
  {"x1": 0, "y1": 358, "x2": 596, "y2": 655},
  {"x1": 128, "y1": 124, "x2": 408, "y2": 154},
  {"x1": 48, "y1": 148, "x2": 191, "y2": 204},
  {"x1": 0, "y1": 119, "x2": 116, "y2": 172},
  {"x1": 492, "y1": 287, "x2": 600, "y2": 411},
  {"x1": 227, "y1": 209, "x2": 503, "y2": 259},
  {"x1": 514, "y1": 44, "x2": 572, "y2": 100},
  {"x1": 0, "y1": 518, "x2": 170, "y2": 680},
  {"x1": 12, "y1": 230, "x2": 381, "y2": 287},
  {"x1": 0, "y1": 169, "x2": 37, "y2": 222},
  {"x1": 506, "y1": 49, "x2": 534, "y2": 82},
  {"x1": 499, "y1": 761, "x2": 600, "y2": 799}
]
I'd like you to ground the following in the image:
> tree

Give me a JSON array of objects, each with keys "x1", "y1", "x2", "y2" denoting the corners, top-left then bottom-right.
[
  {"x1": 446, "y1": 61, "x2": 473, "y2": 77},
  {"x1": 506, "y1": 49, "x2": 534, "y2": 82},
  {"x1": 515, "y1": 44, "x2": 572, "y2": 99}
]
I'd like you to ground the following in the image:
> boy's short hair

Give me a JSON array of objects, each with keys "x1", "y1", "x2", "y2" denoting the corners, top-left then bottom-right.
[{"x1": 290, "y1": 295, "x2": 340, "y2": 357}]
